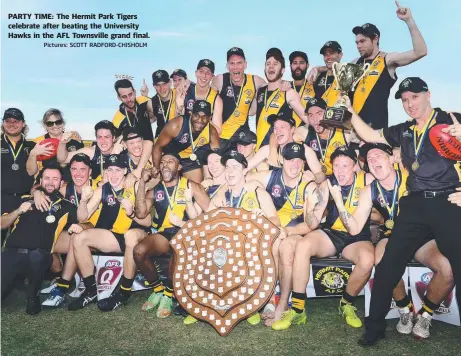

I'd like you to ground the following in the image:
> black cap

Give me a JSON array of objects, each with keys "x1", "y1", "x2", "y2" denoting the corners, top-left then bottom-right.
[
  {"x1": 320, "y1": 41, "x2": 342, "y2": 55},
  {"x1": 281, "y1": 142, "x2": 306, "y2": 161},
  {"x1": 221, "y1": 150, "x2": 248, "y2": 168},
  {"x1": 69, "y1": 153, "x2": 91, "y2": 167},
  {"x1": 203, "y1": 147, "x2": 225, "y2": 163},
  {"x1": 192, "y1": 100, "x2": 212, "y2": 116},
  {"x1": 3, "y1": 108, "x2": 25, "y2": 121},
  {"x1": 197, "y1": 59, "x2": 215, "y2": 74},
  {"x1": 162, "y1": 151, "x2": 181, "y2": 162},
  {"x1": 122, "y1": 127, "x2": 142, "y2": 141},
  {"x1": 227, "y1": 47, "x2": 245, "y2": 60},
  {"x1": 330, "y1": 145, "x2": 357, "y2": 164},
  {"x1": 359, "y1": 143, "x2": 393, "y2": 160},
  {"x1": 305, "y1": 98, "x2": 327, "y2": 113},
  {"x1": 94, "y1": 120, "x2": 116, "y2": 136},
  {"x1": 104, "y1": 154, "x2": 126, "y2": 169},
  {"x1": 152, "y1": 70, "x2": 170, "y2": 85},
  {"x1": 352, "y1": 23, "x2": 380, "y2": 37},
  {"x1": 267, "y1": 110, "x2": 296, "y2": 127},
  {"x1": 289, "y1": 51, "x2": 308, "y2": 63},
  {"x1": 394, "y1": 77, "x2": 429, "y2": 99},
  {"x1": 170, "y1": 69, "x2": 187, "y2": 79},
  {"x1": 266, "y1": 47, "x2": 285, "y2": 68},
  {"x1": 236, "y1": 129, "x2": 257, "y2": 146}
]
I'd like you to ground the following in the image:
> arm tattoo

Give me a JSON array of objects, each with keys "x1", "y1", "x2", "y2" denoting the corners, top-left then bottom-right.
[
  {"x1": 317, "y1": 187, "x2": 325, "y2": 206},
  {"x1": 340, "y1": 211, "x2": 351, "y2": 229},
  {"x1": 135, "y1": 179, "x2": 147, "y2": 218}
]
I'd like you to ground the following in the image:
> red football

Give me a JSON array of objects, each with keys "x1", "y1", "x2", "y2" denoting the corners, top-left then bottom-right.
[
  {"x1": 37, "y1": 138, "x2": 60, "y2": 161},
  {"x1": 429, "y1": 124, "x2": 461, "y2": 161}
]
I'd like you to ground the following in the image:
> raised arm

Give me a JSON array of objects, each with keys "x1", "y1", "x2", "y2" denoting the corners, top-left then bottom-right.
[
  {"x1": 256, "y1": 188, "x2": 280, "y2": 227},
  {"x1": 287, "y1": 89, "x2": 309, "y2": 125},
  {"x1": 77, "y1": 186, "x2": 102, "y2": 222},
  {"x1": 246, "y1": 145, "x2": 270, "y2": 171},
  {"x1": 304, "y1": 180, "x2": 329, "y2": 230},
  {"x1": 304, "y1": 145, "x2": 326, "y2": 183},
  {"x1": 135, "y1": 169, "x2": 155, "y2": 219},
  {"x1": 1, "y1": 201, "x2": 32, "y2": 229},
  {"x1": 211, "y1": 95, "x2": 223, "y2": 135}
]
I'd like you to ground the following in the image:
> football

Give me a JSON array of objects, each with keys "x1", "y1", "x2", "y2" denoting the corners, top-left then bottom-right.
[
  {"x1": 36, "y1": 138, "x2": 60, "y2": 161},
  {"x1": 429, "y1": 124, "x2": 461, "y2": 161}
]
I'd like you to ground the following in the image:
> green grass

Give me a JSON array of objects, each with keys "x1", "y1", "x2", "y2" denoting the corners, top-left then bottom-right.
[{"x1": 2, "y1": 288, "x2": 460, "y2": 356}]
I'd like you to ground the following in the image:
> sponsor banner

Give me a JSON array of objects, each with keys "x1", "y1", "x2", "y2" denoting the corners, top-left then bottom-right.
[
  {"x1": 365, "y1": 267, "x2": 409, "y2": 319},
  {"x1": 409, "y1": 267, "x2": 460, "y2": 326},
  {"x1": 310, "y1": 263, "x2": 353, "y2": 297},
  {"x1": 96, "y1": 256, "x2": 124, "y2": 300}
]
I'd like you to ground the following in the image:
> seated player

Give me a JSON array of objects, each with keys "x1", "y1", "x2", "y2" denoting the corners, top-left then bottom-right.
[
  {"x1": 1, "y1": 164, "x2": 80, "y2": 315},
  {"x1": 133, "y1": 152, "x2": 210, "y2": 318},
  {"x1": 119, "y1": 127, "x2": 153, "y2": 175},
  {"x1": 57, "y1": 120, "x2": 123, "y2": 185},
  {"x1": 67, "y1": 154, "x2": 151, "y2": 311},
  {"x1": 236, "y1": 128, "x2": 269, "y2": 172},
  {"x1": 152, "y1": 100, "x2": 220, "y2": 183},
  {"x1": 272, "y1": 145, "x2": 375, "y2": 330},
  {"x1": 246, "y1": 142, "x2": 319, "y2": 325},
  {"x1": 341, "y1": 143, "x2": 454, "y2": 339}
]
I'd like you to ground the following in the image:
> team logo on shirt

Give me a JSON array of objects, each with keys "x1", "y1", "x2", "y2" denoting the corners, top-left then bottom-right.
[
  {"x1": 226, "y1": 87, "x2": 234, "y2": 98},
  {"x1": 52, "y1": 204, "x2": 61, "y2": 212},
  {"x1": 257, "y1": 93, "x2": 264, "y2": 103},
  {"x1": 271, "y1": 184, "x2": 282, "y2": 198},
  {"x1": 317, "y1": 77, "x2": 326, "y2": 86},
  {"x1": 107, "y1": 194, "x2": 116, "y2": 206},
  {"x1": 179, "y1": 133, "x2": 190, "y2": 144},
  {"x1": 310, "y1": 140, "x2": 319, "y2": 151},
  {"x1": 186, "y1": 99, "x2": 195, "y2": 111},
  {"x1": 155, "y1": 190, "x2": 164, "y2": 201},
  {"x1": 377, "y1": 194, "x2": 387, "y2": 208},
  {"x1": 1, "y1": 148, "x2": 9, "y2": 154},
  {"x1": 24, "y1": 147, "x2": 30, "y2": 155},
  {"x1": 245, "y1": 89, "x2": 253, "y2": 97},
  {"x1": 247, "y1": 198, "x2": 255, "y2": 208}
]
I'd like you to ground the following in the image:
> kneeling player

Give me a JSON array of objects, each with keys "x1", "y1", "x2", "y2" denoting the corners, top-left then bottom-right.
[{"x1": 272, "y1": 146, "x2": 375, "y2": 330}]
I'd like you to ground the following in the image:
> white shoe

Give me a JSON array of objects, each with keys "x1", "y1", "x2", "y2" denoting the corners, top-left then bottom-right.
[
  {"x1": 412, "y1": 312, "x2": 432, "y2": 339},
  {"x1": 40, "y1": 280, "x2": 57, "y2": 294},
  {"x1": 396, "y1": 307, "x2": 414, "y2": 335},
  {"x1": 69, "y1": 279, "x2": 85, "y2": 298},
  {"x1": 42, "y1": 289, "x2": 66, "y2": 307}
]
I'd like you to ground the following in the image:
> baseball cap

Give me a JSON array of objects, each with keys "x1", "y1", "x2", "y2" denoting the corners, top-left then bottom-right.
[
  {"x1": 305, "y1": 98, "x2": 327, "y2": 113},
  {"x1": 236, "y1": 129, "x2": 257, "y2": 146},
  {"x1": 170, "y1": 69, "x2": 187, "y2": 79},
  {"x1": 289, "y1": 51, "x2": 308, "y2": 63},
  {"x1": 104, "y1": 154, "x2": 126, "y2": 169},
  {"x1": 359, "y1": 143, "x2": 393, "y2": 160},
  {"x1": 203, "y1": 147, "x2": 225, "y2": 163},
  {"x1": 122, "y1": 127, "x2": 142, "y2": 141},
  {"x1": 266, "y1": 47, "x2": 285, "y2": 67},
  {"x1": 281, "y1": 142, "x2": 306, "y2": 161},
  {"x1": 3, "y1": 108, "x2": 25, "y2": 122},
  {"x1": 192, "y1": 100, "x2": 212, "y2": 116},
  {"x1": 330, "y1": 145, "x2": 357, "y2": 164},
  {"x1": 69, "y1": 153, "x2": 91, "y2": 167},
  {"x1": 352, "y1": 23, "x2": 380, "y2": 37},
  {"x1": 152, "y1": 70, "x2": 170, "y2": 85},
  {"x1": 221, "y1": 150, "x2": 248, "y2": 168},
  {"x1": 394, "y1": 77, "x2": 429, "y2": 99},
  {"x1": 227, "y1": 47, "x2": 245, "y2": 60},
  {"x1": 94, "y1": 120, "x2": 116, "y2": 136},
  {"x1": 320, "y1": 41, "x2": 342, "y2": 55},
  {"x1": 267, "y1": 110, "x2": 296, "y2": 127},
  {"x1": 197, "y1": 59, "x2": 215, "y2": 74}
]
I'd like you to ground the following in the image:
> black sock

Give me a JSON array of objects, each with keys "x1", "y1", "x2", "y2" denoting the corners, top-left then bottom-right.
[
  {"x1": 291, "y1": 291, "x2": 306, "y2": 313},
  {"x1": 56, "y1": 277, "x2": 71, "y2": 293},
  {"x1": 340, "y1": 291, "x2": 356, "y2": 306},
  {"x1": 83, "y1": 275, "x2": 97, "y2": 295},
  {"x1": 395, "y1": 295, "x2": 412, "y2": 310},
  {"x1": 119, "y1": 276, "x2": 134, "y2": 297},
  {"x1": 420, "y1": 295, "x2": 439, "y2": 316}
]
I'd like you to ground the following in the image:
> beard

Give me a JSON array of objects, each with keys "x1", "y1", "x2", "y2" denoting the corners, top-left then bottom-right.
[
  {"x1": 291, "y1": 68, "x2": 307, "y2": 81},
  {"x1": 265, "y1": 69, "x2": 283, "y2": 83}
]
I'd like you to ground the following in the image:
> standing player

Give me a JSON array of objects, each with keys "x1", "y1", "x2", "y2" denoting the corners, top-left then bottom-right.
[
  {"x1": 289, "y1": 51, "x2": 315, "y2": 123},
  {"x1": 313, "y1": 41, "x2": 343, "y2": 106}
]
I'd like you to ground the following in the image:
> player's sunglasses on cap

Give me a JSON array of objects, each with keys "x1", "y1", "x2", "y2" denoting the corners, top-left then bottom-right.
[{"x1": 45, "y1": 119, "x2": 64, "y2": 127}]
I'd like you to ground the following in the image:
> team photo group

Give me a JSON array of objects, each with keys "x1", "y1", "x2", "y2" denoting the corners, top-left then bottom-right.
[{"x1": 2, "y1": 2, "x2": 461, "y2": 347}]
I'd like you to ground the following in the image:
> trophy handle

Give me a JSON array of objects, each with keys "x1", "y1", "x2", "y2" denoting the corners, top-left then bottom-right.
[
  {"x1": 332, "y1": 62, "x2": 342, "y2": 91},
  {"x1": 351, "y1": 63, "x2": 371, "y2": 91}
]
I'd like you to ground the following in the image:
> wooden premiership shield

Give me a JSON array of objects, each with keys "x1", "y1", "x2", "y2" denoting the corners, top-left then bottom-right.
[{"x1": 170, "y1": 208, "x2": 280, "y2": 336}]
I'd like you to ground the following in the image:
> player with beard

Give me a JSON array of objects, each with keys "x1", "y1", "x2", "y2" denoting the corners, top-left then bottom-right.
[
  {"x1": 1, "y1": 164, "x2": 80, "y2": 315},
  {"x1": 246, "y1": 111, "x2": 325, "y2": 183},
  {"x1": 57, "y1": 120, "x2": 123, "y2": 185},
  {"x1": 254, "y1": 48, "x2": 308, "y2": 150},
  {"x1": 272, "y1": 146, "x2": 375, "y2": 331},
  {"x1": 313, "y1": 41, "x2": 343, "y2": 105},
  {"x1": 336, "y1": 143, "x2": 454, "y2": 339},
  {"x1": 67, "y1": 154, "x2": 151, "y2": 311},
  {"x1": 289, "y1": 51, "x2": 315, "y2": 124},
  {"x1": 212, "y1": 47, "x2": 267, "y2": 149},
  {"x1": 119, "y1": 127, "x2": 153, "y2": 176},
  {"x1": 236, "y1": 128, "x2": 269, "y2": 172},
  {"x1": 295, "y1": 98, "x2": 353, "y2": 176},
  {"x1": 133, "y1": 153, "x2": 210, "y2": 318},
  {"x1": 152, "y1": 100, "x2": 220, "y2": 183}
]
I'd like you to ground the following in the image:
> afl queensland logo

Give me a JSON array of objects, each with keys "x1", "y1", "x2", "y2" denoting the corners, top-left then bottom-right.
[
  {"x1": 155, "y1": 190, "x2": 165, "y2": 202},
  {"x1": 186, "y1": 99, "x2": 194, "y2": 111},
  {"x1": 179, "y1": 133, "x2": 190, "y2": 144},
  {"x1": 271, "y1": 184, "x2": 282, "y2": 198},
  {"x1": 107, "y1": 194, "x2": 116, "y2": 206}
]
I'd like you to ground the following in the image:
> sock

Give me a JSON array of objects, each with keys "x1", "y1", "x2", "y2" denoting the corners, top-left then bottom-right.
[
  {"x1": 419, "y1": 296, "x2": 438, "y2": 316},
  {"x1": 83, "y1": 275, "x2": 97, "y2": 295},
  {"x1": 119, "y1": 276, "x2": 134, "y2": 297},
  {"x1": 152, "y1": 281, "x2": 164, "y2": 294},
  {"x1": 291, "y1": 291, "x2": 306, "y2": 314},
  {"x1": 163, "y1": 279, "x2": 173, "y2": 298},
  {"x1": 55, "y1": 277, "x2": 71, "y2": 293},
  {"x1": 340, "y1": 291, "x2": 356, "y2": 306},
  {"x1": 395, "y1": 295, "x2": 413, "y2": 311}
]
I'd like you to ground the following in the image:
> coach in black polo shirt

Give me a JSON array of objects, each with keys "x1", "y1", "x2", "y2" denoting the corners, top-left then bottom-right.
[
  {"x1": 1, "y1": 108, "x2": 36, "y2": 215},
  {"x1": 348, "y1": 77, "x2": 461, "y2": 345},
  {"x1": 1, "y1": 163, "x2": 79, "y2": 315}
]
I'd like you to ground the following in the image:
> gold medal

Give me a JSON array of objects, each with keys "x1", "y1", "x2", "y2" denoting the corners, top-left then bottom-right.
[
  {"x1": 385, "y1": 219, "x2": 394, "y2": 230},
  {"x1": 190, "y1": 153, "x2": 197, "y2": 161},
  {"x1": 411, "y1": 160, "x2": 419, "y2": 172},
  {"x1": 46, "y1": 215, "x2": 56, "y2": 224},
  {"x1": 321, "y1": 164, "x2": 327, "y2": 174},
  {"x1": 290, "y1": 212, "x2": 298, "y2": 220},
  {"x1": 234, "y1": 110, "x2": 240, "y2": 117}
]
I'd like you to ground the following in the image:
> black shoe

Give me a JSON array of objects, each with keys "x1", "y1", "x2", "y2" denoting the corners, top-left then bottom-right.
[
  {"x1": 68, "y1": 290, "x2": 97, "y2": 311},
  {"x1": 26, "y1": 296, "x2": 41, "y2": 315},
  {"x1": 97, "y1": 291, "x2": 130, "y2": 312},
  {"x1": 358, "y1": 330, "x2": 385, "y2": 346},
  {"x1": 173, "y1": 303, "x2": 188, "y2": 317}
]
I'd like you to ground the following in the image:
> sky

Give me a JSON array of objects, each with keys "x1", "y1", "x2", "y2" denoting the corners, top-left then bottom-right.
[{"x1": 1, "y1": 0, "x2": 460, "y2": 139}]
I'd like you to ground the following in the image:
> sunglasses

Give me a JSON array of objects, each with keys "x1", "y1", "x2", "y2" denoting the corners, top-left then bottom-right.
[{"x1": 45, "y1": 119, "x2": 64, "y2": 127}]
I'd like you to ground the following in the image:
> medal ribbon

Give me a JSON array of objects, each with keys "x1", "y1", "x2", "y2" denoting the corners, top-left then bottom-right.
[
  {"x1": 159, "y1": 92, "x2": 173, "y2": 123},
  {"x1": 229, "y1": 188, "x2": 245, "y2": 208},
  {"x1": 128, "y1": 156, "x2": 137, "y2": 172},
  {"x1": 6, "y1": 135, "x2": 24, "y2": 165},
  {"x1": 111, "y1": 187, "x2": 125, "y2": 202},
  {"x1": 230, "y1": 76, "x2": 246, "y2": 110},
  {"x1": 125, "y1": 104, "x2": 138, "y2": 127},
  {"x1": 413, "y1": 110, "x2": 437, "y2": 162},
  {"x1": 292, "y1": 79, "x2": 307, "y2": 96},
  {"x1": 315, "y1": 130, "x2": 333, "y2": 164},
  {"x1": 48, "y1": 198, "x2": 62, "y2": 216},
  {"x1": 188, "y1": 117, "x2": 198, "y2": 154},
  {"x1": 162, "y1": 181, "x2": 179, "y2": 211},
  {"x1": 345, "y1": 174, "x2": 357, "y2": 209},
  {"x1": 281, "y1": 174, "x2": 302, "y2": 209},
  {"x1": 263, "y1": 88, "x2": 281, "y2": 113},
  {"x1": 376, "y1": 169, "x2": 400, "y2": 221}
]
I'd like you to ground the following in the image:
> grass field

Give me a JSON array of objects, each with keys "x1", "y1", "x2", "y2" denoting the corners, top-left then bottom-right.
[{"x1": 2, "y1": 287, "x2": 460, "y2": 356}]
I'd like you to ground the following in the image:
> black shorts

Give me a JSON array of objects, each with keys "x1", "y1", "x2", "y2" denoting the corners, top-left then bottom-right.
[
  {"x1": 111, "y1": 228, "x2": 150, "y2": 253},
  {"x1": 179, "y1": 157, "x2": 202, "y2": 173},
  {"x1": 158, "y1": 227, "x2": 179, "y2": 241},
  {"x1": 323, "y1": 228, "x2": 371, "y2": 254}
]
